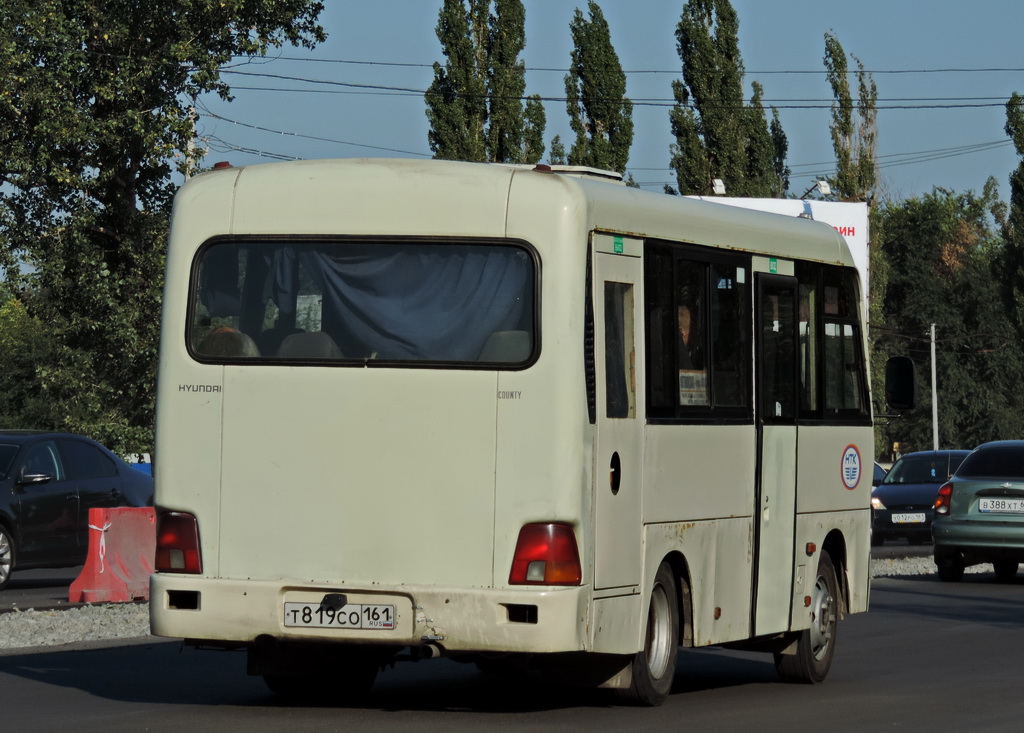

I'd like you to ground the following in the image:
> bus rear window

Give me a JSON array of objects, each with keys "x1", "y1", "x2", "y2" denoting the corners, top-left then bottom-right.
[{"x1": 189, "y1": 240, "x2": 536, "y2": 367}]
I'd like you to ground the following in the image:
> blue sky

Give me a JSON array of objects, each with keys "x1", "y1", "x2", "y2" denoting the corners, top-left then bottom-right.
[{"x1": 197, "y1": 1, "x2": 1024, "y2": 202}]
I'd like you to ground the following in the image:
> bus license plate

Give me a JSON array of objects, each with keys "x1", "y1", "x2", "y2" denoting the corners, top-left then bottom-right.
[
  {"x1": 979, "y1": 498, "x2": 1024, "y2": 514},
  {"x1": 891, "y1": 513, "x2": 925, "y2": 524},
  {"x1": 284, "y1": 602, "x2": 395, "y2": 630}
]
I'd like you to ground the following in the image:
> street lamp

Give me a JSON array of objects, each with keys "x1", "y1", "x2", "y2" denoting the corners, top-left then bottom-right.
[{"x1": 800, "y1": 179, "x2": 832, "y2": 199}]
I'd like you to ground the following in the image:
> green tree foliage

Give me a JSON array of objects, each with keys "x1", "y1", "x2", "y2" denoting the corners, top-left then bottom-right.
[
  {"x1": 0, "y1": 294, "x2": 60, "y2": 430},
  {"x1": 998, "y1": 92, "x2": 1024, "y2": 331},
  {"x1": 0, "y1": 1, "x2": 325, "y2": 453},
  {"x1": 823, "y1": 32, "x2": 878, "y2": 202},
  {"x1": 564, "y1": 1, "x2": 633, "y2": 174},
  {"x1": 770, "y1": 109, "x2": 790, "y2": 196},
  {"x1": 668, "y1": 0, "x2": 787, "y2": 197},
  {"x1": 426, "y1": 0, "x2": 545, "y2": 163},
  {"x1": 548, "y1": 135, "x2": 567, "y2": 165},
  {"x1": 875, "y1": 183, "x2": 1024, "y2": 455}
]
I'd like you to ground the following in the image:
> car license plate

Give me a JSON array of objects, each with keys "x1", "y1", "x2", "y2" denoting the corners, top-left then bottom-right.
[
  {"x1": 284, "y1": 602, "x2": 395, "y2": 630},
  {"x1": 979, "y1": 498, "x2": 1024, "y2": 514},
  {"x1": 892, "y1": 512, "x2": 925, "y2": 524}
]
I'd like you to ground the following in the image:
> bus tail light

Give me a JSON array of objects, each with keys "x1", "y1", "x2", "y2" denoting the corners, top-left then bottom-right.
[
  {"x1": 156, "y1": 512, "x2": 203, "y2": 574},
  {"x1": 934, "y1": 483, "x2": 953, "y2": 516},
  {"x1": 509, "y1": 523, "x2": 582, "y2": 585}
]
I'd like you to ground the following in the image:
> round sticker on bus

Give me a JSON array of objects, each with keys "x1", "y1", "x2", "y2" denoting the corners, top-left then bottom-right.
[{"x1": 841, "y1": 445, "x2": 862, "y2": 490}]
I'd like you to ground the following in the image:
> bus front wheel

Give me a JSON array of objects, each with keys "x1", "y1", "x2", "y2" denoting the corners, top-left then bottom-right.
[
  {"x1": 774, "y1": 551, "x2": 839, "y2": 684},
  {"x1": 618, "y1": 562, "x2": 679, "y2": 706}
]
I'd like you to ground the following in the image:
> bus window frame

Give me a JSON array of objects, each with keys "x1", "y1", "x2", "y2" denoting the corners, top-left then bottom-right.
[
  {"x1": 644, "y1": 239, "x2": 754, "y2": 425},
  {"x1": 185, "y1": 234, "x2": 543, "y2": 371},
  {"x1": 795, "y1": 261, "x2": 871, "y2": 426}
]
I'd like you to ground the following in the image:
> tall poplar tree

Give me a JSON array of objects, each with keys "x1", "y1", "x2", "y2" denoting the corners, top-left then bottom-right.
[
  {"x1": 426, "y1": 0, "x2": 545, "y2": 163},
  {"x1": 668, "y1": 0, "x2": 787, "y2": 197},
  {"x1": 564, "y1": 1, "x2": 633, "y2": 175},
  {"x1": 0, "y1": 0, "x2": 325, "y2": 452},
  {"x1": 999, "y1": 92, "x2": 1024, "y2": 332},
  {"x1": 824, "y1": 31, "x2": 878, "y2": 202}
]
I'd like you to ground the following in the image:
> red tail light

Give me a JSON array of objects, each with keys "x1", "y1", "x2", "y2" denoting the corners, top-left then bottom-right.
[
  {"x1": 509, "y1": 523, "x2": 582, "y2": 585},
  {"x1": 155, "y1": 512, "x2": 203, "y2": 574},
  {"x1": 934, "y1": 483, "x2": 953, "y2": 515}
]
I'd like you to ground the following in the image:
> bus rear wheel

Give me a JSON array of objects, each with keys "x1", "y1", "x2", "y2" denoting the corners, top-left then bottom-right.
[
  {"x1": 774, "y1": 551, "x2": 838, "y2": 684},
  {"x1": 618, "y1": 562, "x2": 679, "y2": 706}
]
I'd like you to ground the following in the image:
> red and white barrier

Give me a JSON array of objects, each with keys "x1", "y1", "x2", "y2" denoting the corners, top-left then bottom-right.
[{"x1": 69, "y1": 507, "x2": 156, "y2": 604}]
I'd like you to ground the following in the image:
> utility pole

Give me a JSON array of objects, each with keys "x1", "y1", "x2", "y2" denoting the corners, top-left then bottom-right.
[{"x1": 930, "y1": 323, "x2": 938, "y2": 450}]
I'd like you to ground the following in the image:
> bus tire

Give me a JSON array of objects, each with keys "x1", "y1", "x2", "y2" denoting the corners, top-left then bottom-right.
[
  {"x1": 618, "y1": 562, "x2": 679, "y2": 706},
  {"x1": 774, "y1": 551, "x2": 838, "y2": 684}
]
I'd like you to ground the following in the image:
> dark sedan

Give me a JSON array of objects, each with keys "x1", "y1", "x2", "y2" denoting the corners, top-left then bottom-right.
[
  {"x1": 871, "y1": 449, "x2": 970, "y2": 545},
  {"x1": 0, "y1": 430, "x2": 153, "y2": 590}
]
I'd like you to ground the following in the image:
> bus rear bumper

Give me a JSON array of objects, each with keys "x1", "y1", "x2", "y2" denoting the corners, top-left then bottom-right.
[{"x1": 149, "y1": 574, "x2": 591, "y2": 654}]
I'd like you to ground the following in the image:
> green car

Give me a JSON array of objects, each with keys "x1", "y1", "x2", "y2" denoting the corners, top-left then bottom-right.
[{"x1": 932, "y1": 440, "x2": 1024, "y2": 582}]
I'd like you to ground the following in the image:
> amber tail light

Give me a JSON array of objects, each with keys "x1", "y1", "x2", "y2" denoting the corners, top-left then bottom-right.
[
  {"x1": 509, "y1": 522, "x2": 582, "y2": 585},
  {"x1": 934, "y1": 483, "x2": 953, "y2": 516}
]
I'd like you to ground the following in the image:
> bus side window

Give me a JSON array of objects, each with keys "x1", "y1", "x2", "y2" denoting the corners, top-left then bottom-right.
[
  {"x1": 798, "y1": 280, "x2": 819, "y2": 412},
  {"x1": 605, "y1": 282, "x2": 636, "y2": 419},
  {"x1": 676, "y1": 264, "x2": 708, "y2": 407},
  {"x1": 644, "y1": 242, "x2": 752, "y2": 419},
  {"x1": 710, "y1": 263, "x2": 748, "y2": 407},
  {"x1": 822, "y1": 269, "x2": 869, "y2": 415}
]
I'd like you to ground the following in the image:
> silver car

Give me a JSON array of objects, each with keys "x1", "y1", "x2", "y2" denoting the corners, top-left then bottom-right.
[{"x1": 932, "y1": 440, "x2": 1024, "y2": 582}]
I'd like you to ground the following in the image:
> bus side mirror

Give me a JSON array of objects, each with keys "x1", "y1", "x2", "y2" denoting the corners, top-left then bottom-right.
[{"x1": 885, "y1": 356, "x2": 915, "y2": 412}]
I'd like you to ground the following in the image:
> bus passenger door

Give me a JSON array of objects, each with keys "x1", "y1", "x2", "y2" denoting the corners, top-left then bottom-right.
[
  {"x1": 593, "y1": 242, "x2": 643, "y2": 591},
  {"x1": 754, "y1": 274, "x2": 798, "y2": 635}
]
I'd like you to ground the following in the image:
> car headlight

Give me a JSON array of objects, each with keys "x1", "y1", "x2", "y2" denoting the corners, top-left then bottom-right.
[{"x1": 871, "y1": 496, "x2": 886, "y2": 510}]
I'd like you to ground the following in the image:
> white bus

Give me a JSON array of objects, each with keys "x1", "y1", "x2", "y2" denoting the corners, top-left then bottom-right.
[{"x1": 151, "y1": 158, "x2": 888, "y2": 706}]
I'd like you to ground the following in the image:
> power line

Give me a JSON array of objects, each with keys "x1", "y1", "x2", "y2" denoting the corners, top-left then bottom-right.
[
  {"x1": 198, "y1": 103, "x2": 1014, "y2": 184},
  {"x1": 198, "y1": 105, "x2": 430, "y2": 157},
  {"x1": 219, "y1": 69, "x2": 1017, "y2": 110},
  {"x1": 238, "y1": 55, "x2": 1024, "y2": 76}
]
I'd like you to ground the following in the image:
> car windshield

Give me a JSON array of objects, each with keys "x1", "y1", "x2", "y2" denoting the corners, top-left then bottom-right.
[
  {"x1": 956, "y1": 445, "x2": 1024, "y2": 480},
  {"x1": 0, "y1": 443, "x2": 18, "y2": 479},
  {"x1": 883, "y1": 453, "x2": 964, "y2": 485}
]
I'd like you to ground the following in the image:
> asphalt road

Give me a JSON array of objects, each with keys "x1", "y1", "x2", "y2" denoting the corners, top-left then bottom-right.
[
  {"x1": 1, "y1": 573, "x2": 1022, "y2": 732},
  {"x1": 0, "y1": 566, "x2": 84, "y2": 611}
]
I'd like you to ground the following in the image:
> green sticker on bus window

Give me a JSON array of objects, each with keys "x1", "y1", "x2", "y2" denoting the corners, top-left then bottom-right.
[
  {"x1": 614, "y1": 236, "x2": 624, "y2": 254},
  {"x1": 769, "y1": 257, "x2": 778, "y2": 273}
]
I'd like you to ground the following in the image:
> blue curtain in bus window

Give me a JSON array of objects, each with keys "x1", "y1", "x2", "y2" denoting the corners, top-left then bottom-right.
[
  {"x1": 200, "y1": 246, "x2": 241, "y2": 317},
  {"x1": 296, "y1": 244, "x2": 531, "y2": 361},
  {"x1": 263, "y1": 247, "x2": 299, "y2": 316}
]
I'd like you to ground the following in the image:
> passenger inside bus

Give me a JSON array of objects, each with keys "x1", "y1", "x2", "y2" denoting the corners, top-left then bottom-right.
[
  {"x1": 676, "y1": 303, "x2": 701, "y2": 370},
  {"x1": 676, "y1": 299, "x2": 708, "y2": 406},
  {"x1": 197, "y1": 326, "x2": 260, "y2": 357}
]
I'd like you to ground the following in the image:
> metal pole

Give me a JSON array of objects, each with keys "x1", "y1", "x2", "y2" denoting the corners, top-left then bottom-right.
[{"x1": 931, "y1": 323, "x2": 939, "y2": 450}]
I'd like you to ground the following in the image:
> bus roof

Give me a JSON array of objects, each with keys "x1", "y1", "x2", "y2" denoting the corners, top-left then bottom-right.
[{"x1": 175, "y1": 157, "x2": 854, "y2": 270}]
